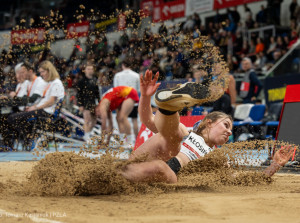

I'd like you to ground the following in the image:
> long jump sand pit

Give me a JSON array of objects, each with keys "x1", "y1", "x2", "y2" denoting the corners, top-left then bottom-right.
[{"x1": 0, "y1": 151, "x2": 300, "y2": 223}]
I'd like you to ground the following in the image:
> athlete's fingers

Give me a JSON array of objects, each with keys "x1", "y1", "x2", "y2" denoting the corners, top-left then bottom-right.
[
  {"x1": 151, "y1": 72, "x2": 159, "y2": 85},
  {"x1": 145, "y1": 69, "x2": 153, "y2": 82},
  {"x1": 154, "y1": 82, "x2": 161, "y2": 91}
]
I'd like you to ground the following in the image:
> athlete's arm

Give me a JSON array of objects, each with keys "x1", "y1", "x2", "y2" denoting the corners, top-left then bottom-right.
[
  {"x1": 263, "y1": 145, "x2": 295, "y2": 177},
  {"x1": 138, "y1": 70, "x2": 160, "y2": 133}
]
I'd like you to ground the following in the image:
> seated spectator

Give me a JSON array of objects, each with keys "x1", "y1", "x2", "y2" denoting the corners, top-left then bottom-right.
[
  {"x1": 275, "y1": 36, "x2": 287, "y2": 52},
  {"x1": 172, "y1": 61, "x2": 186, "y2": 79},
  {"x1": 236, "y1": 39, "x2": 249, "y2": 57},
  {"x1": 233, "y1": 30, "x2": 244, "y2": 53},
  {"x1": 0, "y1": 63, "x2": 29, "y2": 112},
  {"x1": 272, "y1": 49, "x2": 283, "y2": 64},
  {"x1": 266, "y1": 36, "x2": 277, "y2": 60},
  {"x1": 255, "y1": 37, "x2": 265, "y2": 54},
  {"x1": 4, "y1": 60, "x2": 65, "y2": 149},
  {"x1": 247, "y1": 39, "x2": 257, "y2": 60},
  {"x1": 283, "y1": 34, "x2": 290, "y2": 47},
  {"x1": 254, "y1": 51, "x2": 268, "y2": 71},
  {"x1": 288, "y1": 31, "x2": 299, "y2": 49}
]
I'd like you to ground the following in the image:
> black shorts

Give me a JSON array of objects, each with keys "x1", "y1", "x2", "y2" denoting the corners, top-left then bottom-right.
[
  {"x1": 166, "y1": 157, "x2": 182, "y2": 175},
  {"x1": 83, "y1": 102, "x2": 97, "y2": 114},
  {"x1": 128, "y1": 105, "x2": 138, "y2": 118}
]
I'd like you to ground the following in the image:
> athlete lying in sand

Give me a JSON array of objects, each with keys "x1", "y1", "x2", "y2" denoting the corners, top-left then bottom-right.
[{"x1": 120, "y1": 70, "x2": 295, "y2": 184}]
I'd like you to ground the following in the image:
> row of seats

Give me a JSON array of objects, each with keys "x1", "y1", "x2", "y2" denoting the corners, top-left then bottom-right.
[{"x1": 189, "y1": 103, "x2": 283, "y2": 141}]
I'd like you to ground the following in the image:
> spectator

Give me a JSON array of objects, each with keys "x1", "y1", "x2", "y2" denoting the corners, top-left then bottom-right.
[
  {"x1": 5, "y1": 60, "x2": 65, "y2": 149},
  {"x1": 254, "y1": 51, "x2": 268, "y2": 71},
  {"x1": 272, "y1": 49, "x2": 282, "y2": 65},
  {"x1": 266, "y1": 36, "x2": 277, "y2": 60},
  {"x1": 212, "y1": 63, "x2": 237, "y2": 115},
  {"x1": 268, "y1": 0, "x2": 282, "y2": 26},
  {"x1": 113, "y1": 58, "x2": 140, "y2": 143},
  {"x1": 255, "y1": 37, "x2": 265, "y2": 54},
  {"x1": 244, "y1": 4, "x2": 252, "y2": 22},
  {"x1": 214, "y1": 9, "x2": 222, "y2": 24},
  {"x1": 290, "y1": 0, "x2": 298, "y2": 21},
  {"x1": 288, "y1": 31, "x2": 299, "y2": 49},
  {"x1": 76, "y1": 61, "x2": 100, "y2": 142},
  {"x1": 231, "y1": 6, "x2": 241, "y2": 24},
  {"x1": 193, "y1": 13, "x2": 202, "y2": 29},
  {"x1": 119, "y1": 30, "x2": 129, "y2": 49},
  {"x1": 275, "y1": 36, "x2": 287, "y2": 52},
  {"x1": 112, "y1": 41, "x2": 122, "y2": 57},
  {"x1": 256, "y1": 5, "x2": 267, "y2": 26},
  {"x1": 239, "y1": 57, "x2": 263, "y2": 104},
  {"x1": 245, "y1": 13, "x2": 255, "y2": 29},
  {"x1": 158, "y1": 22, "x2": 168, "y2": 37},
  {"x1": 183, "y1": 15, "x2": 195, "y2": 32}
]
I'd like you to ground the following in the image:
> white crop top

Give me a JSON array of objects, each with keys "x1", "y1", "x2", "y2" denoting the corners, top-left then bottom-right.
[{"x1": 180, "y1": 132, "x2": 213, "y2": 161}]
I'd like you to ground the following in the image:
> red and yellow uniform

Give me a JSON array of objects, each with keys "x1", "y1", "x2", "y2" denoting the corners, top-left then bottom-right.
[{"x1": 101, "y1": 86, "x2": 139, "y2": 111}]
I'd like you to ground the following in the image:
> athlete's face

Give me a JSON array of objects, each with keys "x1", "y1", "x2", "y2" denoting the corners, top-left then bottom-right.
[{"x1": 207, "y1": 117, "x2": 232, "y2": 146}]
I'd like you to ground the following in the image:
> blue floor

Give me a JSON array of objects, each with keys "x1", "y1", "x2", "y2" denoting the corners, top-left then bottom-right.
[{"x1": 0, "y1": 143, "x2": 132, "y2": 162}]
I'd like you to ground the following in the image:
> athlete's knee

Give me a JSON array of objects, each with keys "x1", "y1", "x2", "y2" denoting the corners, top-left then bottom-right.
[
  {"x1": 147, "y1": 160, "x2": 178, "y2": 183},
  {"x1": 116, "y1": 114, "x2": 128, "y2": 123}
]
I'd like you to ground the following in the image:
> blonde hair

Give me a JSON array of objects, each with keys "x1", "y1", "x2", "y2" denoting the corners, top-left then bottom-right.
[
  {"x1": 39, "y1": 60, "x2": 60, "y2": 82},
  {"x1": 194, "y1": 111, "x2": 233, "y2": 137}
]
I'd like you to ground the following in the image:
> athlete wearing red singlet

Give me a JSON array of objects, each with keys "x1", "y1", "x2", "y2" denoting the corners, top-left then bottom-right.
[
  {"x1": 101, "y1": 86, "x2": 139, "y2": 111},
  {"x1": 96, "y1": 86, "x2": 139, "y2": 144}
]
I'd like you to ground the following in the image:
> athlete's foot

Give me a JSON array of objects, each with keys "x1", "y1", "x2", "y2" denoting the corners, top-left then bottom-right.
[{"x1": 154, "y1": 82, "x2": 210, "y2": 111}]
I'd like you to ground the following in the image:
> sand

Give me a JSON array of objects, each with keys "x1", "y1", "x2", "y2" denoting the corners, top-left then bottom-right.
[{"x1": 0, "y1": 153, "x2": 300, "y2": 223}]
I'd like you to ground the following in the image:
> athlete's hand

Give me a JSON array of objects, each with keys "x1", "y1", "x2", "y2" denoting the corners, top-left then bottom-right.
[
  {"x1": 140, "y1": 70, "x2": 160, "y2": 97},
  {"x1": 273, "y1": 145, "x2": 296, "y2": 166}
]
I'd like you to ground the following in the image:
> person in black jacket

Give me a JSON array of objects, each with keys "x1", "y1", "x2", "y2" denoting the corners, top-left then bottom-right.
[
  {"x1": 76, "y1": 61, "x2": 100, "y2": 142},
  {"x1": 239, "y1": 57, "x2": 263, "y2": 104}
]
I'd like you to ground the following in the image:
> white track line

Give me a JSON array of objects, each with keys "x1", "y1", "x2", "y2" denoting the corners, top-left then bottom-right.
[{"x1": 0, "y1": 209, "x2": 64, "y2": 223}]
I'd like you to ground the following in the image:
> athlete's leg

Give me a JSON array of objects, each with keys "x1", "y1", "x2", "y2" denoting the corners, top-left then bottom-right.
[
  {"x1": 120, "y1": 159, "x2": 177, "y2": 183},
  {"x1": 116, "y1": 98, "x2": 134, "y2": 135}
]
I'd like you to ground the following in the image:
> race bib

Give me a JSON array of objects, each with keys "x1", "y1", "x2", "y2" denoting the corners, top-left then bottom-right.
[{"x1": 180, "y1": 132, "x2": 213, "y2": 161}]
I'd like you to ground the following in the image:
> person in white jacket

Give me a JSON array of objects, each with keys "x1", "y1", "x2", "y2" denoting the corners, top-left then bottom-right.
[{"x1": 113, "y1": 58, "x2": 140, "y2": 144}]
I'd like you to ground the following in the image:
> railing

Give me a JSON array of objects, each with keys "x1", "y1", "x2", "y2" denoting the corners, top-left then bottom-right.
[
  {"x1": 265, "y1": 39, "x2": 300, "y2": 77},
  {"x1": 247, "y1": 25, "x2": 276, "y2": 42}
]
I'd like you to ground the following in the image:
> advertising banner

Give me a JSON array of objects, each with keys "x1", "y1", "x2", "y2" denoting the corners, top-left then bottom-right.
[
  {"x1": 185, "y1": 0, "x2": 213, "y2": 17},
  {"x1": 118, "y1": 13, "x2": 126, "y2": 31},
  {"x1": 264, "y1": 74, "x2": 300, "y2": 106},
  {"x1": 11, "y1": 28, "x2": 45, "y2": 45},
  {"x1": 153, "y1": 0, "x2": 185, "y2": 22},
  {"x1": 66, "y1": 21, "x2": 90, "y2": 39},
  {"x1": 213, "y1": 0, "x2": 262, "y2": 10},
  {"x1": 95, "y1": 18, "x2": 117, "y2": 32},
  {"x1": 134, "y1": 115, "x2": 204, "y2": 150}
]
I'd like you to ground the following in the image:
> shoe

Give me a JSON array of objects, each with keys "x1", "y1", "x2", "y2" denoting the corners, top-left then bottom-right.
[{"x1": 155, "y1": 82, "x2": 210, "y2": 111}]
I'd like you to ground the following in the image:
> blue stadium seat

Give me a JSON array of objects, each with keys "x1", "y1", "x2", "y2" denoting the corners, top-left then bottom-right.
[{"x1": 191, "y1": 106, "x2": 203, "y2": 116}]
